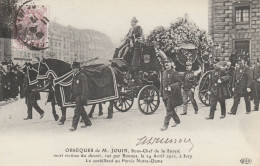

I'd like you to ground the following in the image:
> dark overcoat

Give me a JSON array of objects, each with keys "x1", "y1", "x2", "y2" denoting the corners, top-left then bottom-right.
[
  {"x1": 22, "y1": 74, "x2": 40, "y2": 105},
  {"x1": 232, "y1": 65, "x2": 253, "y2": 95},
  {"x1": 162, "y1": 69, "x2": 183, "y2": 107},
  {"x1": 209, "y1": 69, "x2": 232, "y2": 99},
  {"x1": 70, "y1": 70, "x2": 88, "y2": 105},
  {"x1": 252, "y1": 64, "x2": 260, "y2": 99}
]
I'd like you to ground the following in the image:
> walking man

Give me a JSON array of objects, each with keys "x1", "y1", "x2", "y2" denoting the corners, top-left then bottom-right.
[
  {"x1": 181, "y1": 61, "x2": 198, "y2": 115},
  {"x1": 69, "y1": 62, "x2": 92, "y2": 131},
  {"x1": 205, "y1": 62, "x2": 231, "y2": 120},
  {"x1": 22, "y1": 64, "x2": 45, "y2": 120},
  {"x1": 252, "y1": 58, "x2": 260, "y2": 111},
  {"x1": 160, "y1": 58, "x2": 183, "y2": 131},
  {"x1": 228, "y1": 56, "x2": 253, "y2": 115}
]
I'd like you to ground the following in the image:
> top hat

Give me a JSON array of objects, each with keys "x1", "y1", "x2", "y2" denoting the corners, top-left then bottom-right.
[
  {"x1": 131, "y1": 17, "x2": 138, "y2": 22},
  {"x1": 72, "y1": 62, "x2": 80, "y2": 69}
]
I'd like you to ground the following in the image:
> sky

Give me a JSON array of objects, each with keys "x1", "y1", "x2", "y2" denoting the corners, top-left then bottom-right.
[{"x1": 34, "y1": 0, "x2": 208, "y2": 45}]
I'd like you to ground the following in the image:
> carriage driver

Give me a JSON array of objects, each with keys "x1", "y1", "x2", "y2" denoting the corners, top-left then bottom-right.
[
  {"x1": 117, "y1": 17, "x2": 143, "y2": 59},
  {"x1": 181, "y1": 61, "x2": 198, "y2": 115},
  {"x1": 69, "y1": 62, "x2": 92, "y2": 131},
  {"x1": 160, "y1": 58, "x2": 183, "y2": 131}
]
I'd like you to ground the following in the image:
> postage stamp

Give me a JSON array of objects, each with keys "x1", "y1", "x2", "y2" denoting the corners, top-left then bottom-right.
[{"x1": 13, "y1": 0, "x2": 49, "y2": 50}]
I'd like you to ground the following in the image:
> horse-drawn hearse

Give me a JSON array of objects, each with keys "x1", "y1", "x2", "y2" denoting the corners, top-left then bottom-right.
[
  {"x1": 24, "y1": 40, "x2": 214, "y2": 125},
  {"x1": 110, "y1": 40, "x2": 213, "y2": 114}
]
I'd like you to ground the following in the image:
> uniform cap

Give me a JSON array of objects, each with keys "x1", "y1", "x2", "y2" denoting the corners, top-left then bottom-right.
[
  {"x1": 72, "y1": 62, "x2": 80, "y2": 68},
  {"x1": 131, "y1": 17, "x2": 138, "y2": 22}
]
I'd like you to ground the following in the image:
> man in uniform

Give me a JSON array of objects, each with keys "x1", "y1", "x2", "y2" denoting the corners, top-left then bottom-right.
[
  {"x1": 22, "y1": 64, "x2": 45, "y2": 120},
  {"x1": 117, "y1": 17, "x2": 143, "y2": 59},
  {"x1": 252, "y1": 58, "x2": 260, "y2": 111},
  {"x1": 205, "y1": 62, "x2": 231, "y2": 120},
  {"x1": 69, "y1": 62, "x2": 92, "y2": 131},
  {"x1": 228, "y1": 56, "x2": 253, "y2": 115},
  {"x1": 181, "y1": 61, "x2": 198, "y2": 115},
  {"x1": 160, "y1": 58, "x2": 183, "y2": 131}
]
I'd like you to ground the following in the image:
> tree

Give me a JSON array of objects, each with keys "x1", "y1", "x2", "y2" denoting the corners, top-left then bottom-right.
[{"x1": 0, "y1": 0, "x2": 18, "y2": 38}]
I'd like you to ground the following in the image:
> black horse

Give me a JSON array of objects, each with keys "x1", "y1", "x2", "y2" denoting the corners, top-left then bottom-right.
[{"x1": 36, "y1": 58, "x2": 123, "y2": 125}]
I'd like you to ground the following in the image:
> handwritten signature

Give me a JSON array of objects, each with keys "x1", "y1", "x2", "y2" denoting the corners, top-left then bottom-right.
[{"x1": 136, "y1": 136, "x2": 194, "y2": 152}]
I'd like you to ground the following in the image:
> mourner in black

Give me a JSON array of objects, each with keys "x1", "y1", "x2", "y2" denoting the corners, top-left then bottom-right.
[
  {"x1": 160, "y1": 59, "x2": 183, "y2": 131},
  {"x1": 252, "y1": 58, "x2": 260, "y2": 111},
  {"x1": 69, "y1": 62, "x2": 92, "y2": 131},
  {"x1": 205, "y1": 62, "x2": 231, "y2": 120},
  {"x1": 9, "y1": 66, "x2": 19, "y2": 99},
  {"x1": 228, "y1": 56, "x2": 253, "y2": 115},
  {"x1": 22, "y1": 65, "x2": 45, "y2": 120},
  {"x1": 181, "y1": 61, "x2": 198, "y2": 115}
]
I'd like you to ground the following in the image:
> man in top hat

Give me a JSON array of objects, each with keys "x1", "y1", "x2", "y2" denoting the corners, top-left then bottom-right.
[
  {"x1": 205, "y1": 61, "x2": 231, "y2": 120},
  {"x1": 117, "y1": 17, "x2": 143, "y2": 59},
  {"x1": 160, "y1": 58, "x2": 183, "y2": 131},
  {"x1": 69, "y1": 62, "x2": 92, "y2": 131},
  {"x1": 228, "y1": 56, "x2": 253, "y2": 115},
  {"x1": 181, "y1": 61, "x2": 198, "y2": 115},
  {"x1": 251, "y1": 58, "x2": 260, "y2": 111}
]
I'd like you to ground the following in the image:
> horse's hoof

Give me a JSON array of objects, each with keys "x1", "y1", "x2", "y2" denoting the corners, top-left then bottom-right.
[
  {"x1": 106, "y1": 116, "x2": 113, "y2": 119},
  {"x1": 58, "y1": 121, "x2": 64, "y2": 125},
  {"x1": 54, "y1": 115, "x2": 59, "y2": 121}
]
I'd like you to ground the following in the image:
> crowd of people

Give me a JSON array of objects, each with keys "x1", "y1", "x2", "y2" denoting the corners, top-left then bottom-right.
[
  {"x1": 0, "y1": 61, "x2": 25, "y2": 102},
  {"x1": 160, "y1": 55, "x2": 260, "y2": 131}
]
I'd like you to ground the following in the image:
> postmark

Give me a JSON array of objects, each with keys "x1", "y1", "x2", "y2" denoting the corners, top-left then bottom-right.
[{"x1": 13, "y1": 0, "x2": 49, "y2": 50}]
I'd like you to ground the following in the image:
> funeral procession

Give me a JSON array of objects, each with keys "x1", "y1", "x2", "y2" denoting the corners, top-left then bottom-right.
[{"x1": 0, "y1": 0, "x2": 260, "y2": 134}]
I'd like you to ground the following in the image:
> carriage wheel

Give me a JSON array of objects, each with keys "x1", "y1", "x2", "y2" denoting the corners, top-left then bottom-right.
[
  {"x1": 198, "y1": 71, "x2": 211, "y2": 106},
  {"x1": 114, "y1": 93, "x2": 134, "y2": 112},
  {"x1": 137, "y1": 85, "x2": 160, "y2": 115}
]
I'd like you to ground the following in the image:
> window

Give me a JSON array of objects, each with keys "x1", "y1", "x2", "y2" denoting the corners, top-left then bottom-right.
[
  {"x1": 235, "y1": 40, "x2": 249, "y2": 55},
  {"x1": 235, "y1": 6, "x2": 250, "y2": 24}
]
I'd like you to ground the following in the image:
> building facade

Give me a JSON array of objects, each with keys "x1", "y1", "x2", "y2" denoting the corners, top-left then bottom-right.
[
  {"x1": 45, "y1": 22, "x2": 114, "y2": 64},
  {"x1": 209, "y1": 0, "x2": 260, "y2": 64},
  {"x1": 0, "y1": 38, "x2": 11, "y2": 62},
  {"x1": 6, "y1": 21, "x2": 114, "y2": 65}
]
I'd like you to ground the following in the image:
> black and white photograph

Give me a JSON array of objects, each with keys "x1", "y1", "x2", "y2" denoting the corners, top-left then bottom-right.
[{"x1": 0, "y1": 0, "x2": 260, "y2": 165}]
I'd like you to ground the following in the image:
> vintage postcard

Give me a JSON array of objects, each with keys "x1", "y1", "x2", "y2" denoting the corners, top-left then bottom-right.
[{"x1": 0, "y1": 0, "x2": 260, "y2": 165}]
